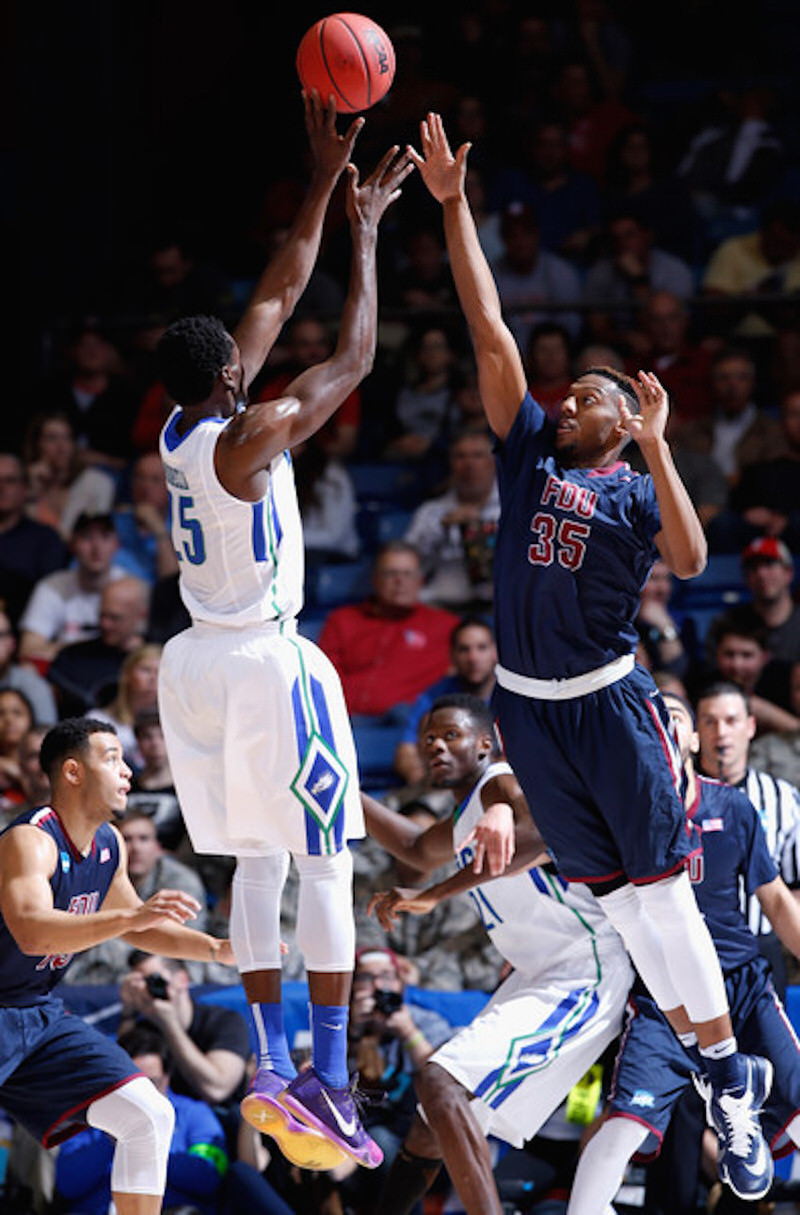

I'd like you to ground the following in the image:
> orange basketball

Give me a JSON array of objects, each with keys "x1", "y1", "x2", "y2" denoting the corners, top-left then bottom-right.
[{"x1": 296, "y1": 13, "x2": 396, "y2": 113}]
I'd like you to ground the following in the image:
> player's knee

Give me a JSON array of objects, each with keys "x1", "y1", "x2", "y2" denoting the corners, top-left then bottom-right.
[
  {"x1": 415, "y1": 1062, "x2": 463, "y2": 1122},
  {"x1": 121, "y1": 1082, "x2": 174, "y2": 1148}
]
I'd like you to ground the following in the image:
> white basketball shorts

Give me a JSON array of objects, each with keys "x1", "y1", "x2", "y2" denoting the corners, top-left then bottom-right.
[{"x1": 158, "y1": 619, "x2": 364, "y2": 857}]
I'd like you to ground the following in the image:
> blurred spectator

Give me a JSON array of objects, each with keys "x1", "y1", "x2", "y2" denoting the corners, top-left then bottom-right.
[
  {"x1": 54, "y1": 1023, "x2": 229, "y2": 1215},
  {"x1": 489, "y1": 118, "x2": 603, "y2": 264},
  {"x1": 524, "y1": 321, "x2": 575, "y2": 422},
  {"x1": 394, "y1": 618, "x2": 498, "y2": 788},
  {"x1": 676, "y1": 84, "x2": 786, "y2": 222},
  {"x1": 126, "y1": 710, "x2": 186, "y2": 852},
  {"x1": 119, "y1": 232, "x2": 234, "y2": 331},
  {"x1": 671, "y1": 346, "x2": 784, "y2": 486},
  {"x1": 0, "y1": 687, "x2": 34, "y2": 816},
  {"x1": 710, "y1": 388, "x2": 800, "y2": 553},
  {"x1": 88, "y1": 642, "x2": 162, "y2": 768},
  {"x1": 112, "y1": 451, "x2": 179, "y2": 586},
  {"x1": 118, "y1": 952, "x2": 250, "y2": 1113},
  {"x1": 622, "y1": 290, "x2": 714, "y2": 421},
  {"x1": 389, "y1": 224, "x2": 458, "y2": 315},
  {"x1": 0, "y1": 453, "x2": 67, "y2": 630},
  {"x1": 318, "y1": 542, "x2": 460, "y2": 719},
  {"x1": 603, "y1": 121, "x2": 700, "y2": 264},
  {"x1": 46, "y1": 575, "x2": 151, "y2": 717},
  {"x1": 293, "y1": 434, "x2": 360, "y2": 564},
  {"x1": 697, "y1": 614, "x2": 800, "y2": 737},
  {"x1": 319, "y1": 945, "x2": 453, "y2": 1215},
  {"x1": 18, "y1": 511, "x2": 127, "y2": 668},
  {"x1": 634, "y1": 558, "x2": 690, "y2": 680},
  {"x1": 0, "y1": 606, "x2": 57, "y2": 724},
  {"x1": 750, "y1": 662, "x2": 800, "y2": 788},
  {"x1": 22, "y1": 410, "x2": 116, "y2": 539},
  {"x1": 121, "y1": 811, "x2": 208, "y2": 931},
  {"x1": 582, "y1": 207, "x2": 695, "y2": 355},
  {"x1": 33, "y1": 321, "x2": 139, "y2": 471},
  {"x1": 14, "y1": 723, "x2": 50, "y2": 815},
  {"x1": 700, "y1": 197, "x2": 800, "y2": 383},
  {"x1": 573, "y1": 341, "x2": 625, "y2": 374},
  {"x1": 254, "y1": 316, "x2": 361, "y2": 460},
  {"x1": 547, "y1": 57, "x2": 638, "y2": 185},
  {"x1": 710, "y1": 537, "x2": 800, "y2": 666},
  {"x1": 490, "y1": 202, "x2": 583, "y2": 350},
  {"x1": 464, "y1": 163, "x2": 505, "y2": 265},
  {"x1": 403, "y1": 428, "x2": 499, "y2": 613},
  {"x1": 383, "y1": 324, "x2": 464, "y2": 468}
]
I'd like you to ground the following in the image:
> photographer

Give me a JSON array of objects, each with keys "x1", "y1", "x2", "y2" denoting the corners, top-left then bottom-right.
[
  {"x1": 323, "y1": 947, "x2": 452, "y2": 1214},
  {"x1": 118, "y1": 950, "x2": 251, "y2": 1144}
]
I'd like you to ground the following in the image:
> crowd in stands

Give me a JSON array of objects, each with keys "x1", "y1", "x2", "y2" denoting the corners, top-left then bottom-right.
[{"x1": 4, "y1": 0, "x2": 800, "y2": 1211}]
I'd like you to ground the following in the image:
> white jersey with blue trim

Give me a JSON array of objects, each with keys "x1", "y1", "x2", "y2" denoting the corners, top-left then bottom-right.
[
  {"x1": 159, "y1": 407, "x2": 303, "y2": 626},
  {"x1": 453, "y1": 761, "x2": 622, "y2": 978}
]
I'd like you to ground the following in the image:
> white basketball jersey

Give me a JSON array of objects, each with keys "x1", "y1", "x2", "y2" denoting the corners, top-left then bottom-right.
[
  {"x1": 454, "y1": 762, "x2": 621, "y2": 978},
  {"x1": 160, "y1": 408, "x2": 303, "y2": 626}
]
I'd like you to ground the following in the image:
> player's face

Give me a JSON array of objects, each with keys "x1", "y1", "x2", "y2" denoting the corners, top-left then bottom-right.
[
  {"x1": 555, "y1": 375, "x2": 626, "y2": 466},
  {"x1": 81, "y1": 733, "x2": 131, "y2": 821},
  {"x1": 451, "y1": 626, "x2": 497, "y2": 685},
  {"x1": 696, "y1": 693, "x2": 755, "y2": 778},
  {"x1": 221, "y1": 338, "x2": 247, "y2": 416},
  {"x1": 419, "y1": 707, "x2": 490, "y2": 788}
]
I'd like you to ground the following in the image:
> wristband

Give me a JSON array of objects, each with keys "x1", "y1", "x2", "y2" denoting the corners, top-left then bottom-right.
[{"x1": 404, "y1": 1029, "x2": 426, "y2": 1051}]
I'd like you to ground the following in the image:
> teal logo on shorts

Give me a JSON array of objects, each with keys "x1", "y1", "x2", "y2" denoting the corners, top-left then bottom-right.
[{"x1": 291, "y1": 734, "x2": 347, "y2": 834}]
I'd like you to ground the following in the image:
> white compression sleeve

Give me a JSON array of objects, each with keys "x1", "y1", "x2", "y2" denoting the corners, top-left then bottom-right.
[
  {"x1": 567, "y1": 1117, "x2": 648, "y2": 1215},
  {"x1": 294, "y1": 847, "x2": 355, "y2": 972},
  {"x1": 230, "y1": 852, "x2": 289, "y2": 973},
  {"x1": 599, "y1": 872, "x2": 728, "y2": 1022},
  {"x1": 87, "y1": 1076, "x2": 174, "y2": 1197}
]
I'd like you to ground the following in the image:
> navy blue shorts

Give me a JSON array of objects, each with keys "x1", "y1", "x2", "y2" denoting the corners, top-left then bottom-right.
[
  {"x1": 0, "y1": 997, "x2": 141, "y2": 1146},
  {"x1": 609, "y1": 957, "x2": 800, "y2": 1159},
  {"x1": 494, "y1": 664, "x2": 691, "y2": 883}
]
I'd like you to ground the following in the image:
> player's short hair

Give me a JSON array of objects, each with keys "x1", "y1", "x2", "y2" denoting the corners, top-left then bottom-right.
[
  {"x1": 427, "y1": 692, "x2": 498, "y2": 747},
  {"x1": 157, "y1": 315, "x2": 233, "y2": 405},
  {"x1": 39, "y1": 717, "x2": 118, "y2": 783},
  {"x1": 696, "y1": 680, "x2": 752, "y2": 715},
  {"x1": 660, "y1": 689, "x2": 696, "y2": 726},
  {"x1": 580, "y1": 365, "x2": 641, "y2": 415}
]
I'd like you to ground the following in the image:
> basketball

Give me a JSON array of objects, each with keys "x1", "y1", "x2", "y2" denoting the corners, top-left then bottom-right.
[{"x1": 296, "y1": 13, "x2": 396, "y2": 113}]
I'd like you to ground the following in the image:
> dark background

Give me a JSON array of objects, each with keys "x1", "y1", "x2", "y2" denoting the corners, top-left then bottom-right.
[{"x1": 6, "y1": 0, "x2": 800, "y2": 400}]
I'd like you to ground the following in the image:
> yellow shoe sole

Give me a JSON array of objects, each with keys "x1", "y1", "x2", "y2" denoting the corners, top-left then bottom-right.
[{"x1": 240, "y1": 1091, "x2": 348, "y2": 1171}]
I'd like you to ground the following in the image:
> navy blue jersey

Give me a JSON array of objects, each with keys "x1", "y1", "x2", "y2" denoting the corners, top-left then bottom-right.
[
  {"x1": 494, "y1": 393, "x2": 662, "y2": 679},
  {"x1": 688, "y1": 776, "x2": 778, "y2": 973},
  {"x1": 0, "y1": 807, "x2": 120, "y2": 1007}
]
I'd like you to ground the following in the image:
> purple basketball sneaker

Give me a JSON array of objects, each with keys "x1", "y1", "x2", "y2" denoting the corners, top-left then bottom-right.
[
  {"x1": 277, "y1": 1067, "x2": 384, "y2": 1169},
  {"x1": 241, "y1": 1067, "x2": 347, "y2": 1170}
]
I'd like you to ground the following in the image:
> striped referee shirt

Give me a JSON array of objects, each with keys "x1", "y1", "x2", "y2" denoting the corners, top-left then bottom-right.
[{"x1": 736, "y1": 767, "x2": 800, "y2": 936}]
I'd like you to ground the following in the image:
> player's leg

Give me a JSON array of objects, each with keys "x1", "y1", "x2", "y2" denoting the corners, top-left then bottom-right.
[
  {"x1": 375, "y1": 1112, "x2": 445, "y2": 1215},
  {"x1": 87, "y1": 1076, "x2": 174, "y2": 1215},
  {"x1": 415, "y1": 1062, "x2": 502, "y2": 1215},
  {"x1": 277, "y1": 848, "x2": 383, "y2": 1170},
  {"x1": 233, "y1": 853, "x2": 347, "y2": 1170},
  {"x1": 567, "y1": 1115, "x2": 648, "y2": 1215}
]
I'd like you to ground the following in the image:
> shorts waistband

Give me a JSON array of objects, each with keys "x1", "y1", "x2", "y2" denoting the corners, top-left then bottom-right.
[
  {"x1": 495, "y1": 653, "x2": 635, "y2": 701},
  {"x1": 191, "y1": 617, "x2": 297, "y2": 637}
]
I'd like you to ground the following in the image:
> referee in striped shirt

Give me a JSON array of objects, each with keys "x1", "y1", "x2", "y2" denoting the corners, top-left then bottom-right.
[{"x1": 696, "y1": 679, "x2": 800, "y2": 999}]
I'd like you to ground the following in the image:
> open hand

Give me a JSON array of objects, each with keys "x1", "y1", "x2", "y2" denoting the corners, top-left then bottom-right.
[
  {"x1": 407, "y1": 112, "x2": 469, "y2": 205},
  {"x1": 126, "y1": 888, "x2": 201, "y2": 932},
  {"x1": 346, "y1": 145, "x2": 415, "y2": 230},
  {"x1": 619, "y1": 371, "x2": 670, "y2": 447},
  {"x1": 462, "y1": 802, "x2": 515, "y2": 876},
  {"x1": 303, "y1": 88, "x2": 364, "y2": 184}
]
